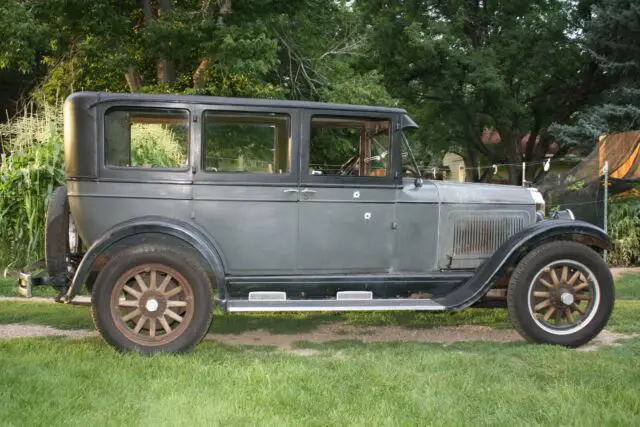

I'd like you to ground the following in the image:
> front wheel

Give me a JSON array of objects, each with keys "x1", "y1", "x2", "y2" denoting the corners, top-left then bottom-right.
[
  {"x1": 507, "y1": 241, "x2": 614, "y2": 347},
  {"x1": 91, "y1": 243, "x2": 214, "y2": 354}
]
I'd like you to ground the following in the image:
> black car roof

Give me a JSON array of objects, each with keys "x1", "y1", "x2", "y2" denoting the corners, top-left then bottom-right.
[{"x1": 69, "y1": 91, "x2": 408, "y2": 114}]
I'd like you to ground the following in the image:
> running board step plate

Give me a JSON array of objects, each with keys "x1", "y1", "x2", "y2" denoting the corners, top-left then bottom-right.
[
  {"x1": 248, "y1": 291, "x2": 287, "y2": 301},
  {"x1": 225, "y1": 298, "x2": 446, "y2": 312},
  {"x1": 336, "y1": 291, "x2": 372, "y2": 300}
]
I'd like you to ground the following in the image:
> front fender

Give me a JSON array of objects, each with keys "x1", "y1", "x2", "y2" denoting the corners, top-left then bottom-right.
[
  {"x1": 63, "y1": 216, "x2": 227, "y2": 302},
  {"x1": 436, "y1": 219, "x2": 610, "y2": 310}
]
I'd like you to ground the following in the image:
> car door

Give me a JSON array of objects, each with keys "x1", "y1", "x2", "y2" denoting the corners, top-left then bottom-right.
[
  {"x1": 297, "y1": 110, "x2": 398, "y2": 273},
  {"x1": 192, "y1": 105, "x2": 300, "y2": 275}
]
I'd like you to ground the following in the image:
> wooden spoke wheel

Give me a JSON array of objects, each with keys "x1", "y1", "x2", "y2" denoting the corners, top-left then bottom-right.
[
  {"x1": 527, "y1": 260, "x2": 599, "y2": 335},
  {"x1": 507, "y1": 241, "x2": 614, "y2": 347},
  {"x1": 111, "y1": 264, "x2": 195, "y2": 346}
]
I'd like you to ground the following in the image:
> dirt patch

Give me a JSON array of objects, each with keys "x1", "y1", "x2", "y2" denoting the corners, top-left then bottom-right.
[
  {"x1": 577, "y1": 330, "x2": 639, "y2": 352},
  {"x1": 0, "y1": 324, "x2": 97, "y2": 340},
  {"x1": 204, "y1": 323, "x2": 524, "y2": 349},
  {"x1": 611, "y1": 267, "x2": 640, "y2": 280},
  {"x1": 0, "y1": 323, "x2": 635, "y2": 352}
]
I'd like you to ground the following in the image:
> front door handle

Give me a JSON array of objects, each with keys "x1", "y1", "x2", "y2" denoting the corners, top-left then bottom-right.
[
  {"x1": 283, "y1": 188, "x2": 299, "y2": 193},
  {"x1": 300, "y1": 188, "x2": 317, "y2": 194}
]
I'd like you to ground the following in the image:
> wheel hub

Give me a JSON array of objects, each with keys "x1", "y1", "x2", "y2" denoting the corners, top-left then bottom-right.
[
  {"x1": 139, "y1": 291, "x2": 168, "y2": 318},
  {"x1": 146, "y1": 298, "x2": 159, "y2": 312},
  {"x1": 560, "y1": 292, "x2": 574, "y2": 306}
]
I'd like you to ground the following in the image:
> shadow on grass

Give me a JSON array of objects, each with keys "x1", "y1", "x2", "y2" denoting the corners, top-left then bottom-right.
[
  {"x1": 0, "y1": 300, "x2": 512, "y2": 334},
  {"x1": 1, "y1": 297, "x2": 637, "y2": 337},
  {"x1": 210, "y1": 308, "x2": 512, "y2": 335}
]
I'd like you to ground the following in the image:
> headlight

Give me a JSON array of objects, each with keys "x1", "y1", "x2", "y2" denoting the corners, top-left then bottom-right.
[
  {"x1": 552, "y1": 209, "x2": 575, "y2": 220},
  {"x1": 528, "y1": 188, "x2": 546, "y2": 217}
]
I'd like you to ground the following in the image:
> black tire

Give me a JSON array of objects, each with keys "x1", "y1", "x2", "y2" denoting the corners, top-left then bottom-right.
[
  {"x1": 507, "y1": 241, "x2": 614, "y2": 347},
  {"x1": 91, "y1": 242, "x2": 214, "y2": 354}
]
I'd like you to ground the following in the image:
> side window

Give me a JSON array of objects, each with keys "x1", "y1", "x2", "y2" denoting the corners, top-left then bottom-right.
[
  {"x1": 203, "y1": 112, "x2": 290, "y2": 174},
  {"x1": 104, "y1": 108, "x2": 189, "y2": 169},
  {"x1": 309, "y1": 116, "x2": 391, "y2": 177}
]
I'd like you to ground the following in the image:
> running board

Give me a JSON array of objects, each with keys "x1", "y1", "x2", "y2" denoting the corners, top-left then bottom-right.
[{"x1": 225, "y1": 298, "x2": 446, "y2": 312}]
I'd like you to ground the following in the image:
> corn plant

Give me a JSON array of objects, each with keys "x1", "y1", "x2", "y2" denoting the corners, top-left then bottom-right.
[{"x1": 0, "y1": 103, "x2": 65, "y2": 268}]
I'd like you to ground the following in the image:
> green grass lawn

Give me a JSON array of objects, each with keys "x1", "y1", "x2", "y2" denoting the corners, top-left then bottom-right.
[
  {"x1": 1, "y1": 274, "x2": 639, "y2": 425},
  {"x1": 616, "y1": 272, "x2": 640, "y2": 298},
  {"x1": 1, "y1": 331, "x2": 640, "y2": 426}
]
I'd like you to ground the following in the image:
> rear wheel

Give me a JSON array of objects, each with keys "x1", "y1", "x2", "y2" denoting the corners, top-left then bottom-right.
[
  {"x1": 91, "y1": 243, "x2": 214, "y2": 354},
  {"x1": 507, "y1": 241, "x2": 614, "y2": 347}
]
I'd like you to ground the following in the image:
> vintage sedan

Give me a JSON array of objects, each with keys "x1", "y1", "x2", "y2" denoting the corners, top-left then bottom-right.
[{"x1": 20, "y1": 91, "x2": 614, "y2": 354}]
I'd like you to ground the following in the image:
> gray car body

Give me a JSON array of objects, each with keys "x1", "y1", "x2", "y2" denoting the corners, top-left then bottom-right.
[{"x1": 62, "y1": 92, "x2": 610, "y2": 310}]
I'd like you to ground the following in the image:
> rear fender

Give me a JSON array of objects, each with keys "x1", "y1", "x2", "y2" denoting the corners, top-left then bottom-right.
[
  {"x1": 63, "y1": 216, "x2": 227, "y2": 301},
  {"x1": 436, "y1": 219, "x2": 610, "y2": 310}
]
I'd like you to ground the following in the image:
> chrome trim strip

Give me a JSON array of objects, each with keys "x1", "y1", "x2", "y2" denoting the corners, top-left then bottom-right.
[{"x1": 225, "y1": 298, "x2": 446, "y2": 312}]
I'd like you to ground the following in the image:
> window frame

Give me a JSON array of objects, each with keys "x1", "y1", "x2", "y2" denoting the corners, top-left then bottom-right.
[
  {"x1": 201, "y1": 111, "x2": 291, "y2": 176},
  {"x1": 98, "y1": 103, "x2": 193, "y2": 183},
  {"x1": 301, "y1": 110, "x2": 400, "y2": 187},
  {"x1": 194, "y1": 105, "x2": 299, "y2": 185}
]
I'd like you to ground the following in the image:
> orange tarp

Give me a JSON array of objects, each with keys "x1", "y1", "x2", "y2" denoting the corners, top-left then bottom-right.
[{"x1": 598, "y1": 131, "x2": 640, "y2": 180}]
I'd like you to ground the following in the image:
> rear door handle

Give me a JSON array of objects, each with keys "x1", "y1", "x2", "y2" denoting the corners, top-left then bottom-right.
[
  {"x1": 283, "y1": 188, "x2": 299, "y2": 193},
  {"x1": 300, "y1": 188, "x2": 317, "y2": 194}
]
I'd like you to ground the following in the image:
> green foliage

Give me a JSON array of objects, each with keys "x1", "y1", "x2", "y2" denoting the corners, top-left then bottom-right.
[
  {"x1": 0, "y1": 104, "x2": 65, "y2": 267},
  {"x1": 0, "y1": 1, "x2": 49, "y2": 73},
  {"x1": 608, "y1": 194, "x2": 640, "y2": 267},
  {"x1": 550, "y1": 0, "x2": 640, "y2": 145},
  {"x1": 358, "y1": 0, "x2": 602, "y2": 181},
  {"x1": 129, "y1": 123, "x2": 188, "y2": 168}
]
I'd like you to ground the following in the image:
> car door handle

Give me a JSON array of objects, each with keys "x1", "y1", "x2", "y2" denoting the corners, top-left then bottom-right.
[
  {"x1": 283, "y1": 188, "x2": 299, "y2": 193},
  {"x1": 300, "y1": 188, "x2": 317, "y2": 194}
]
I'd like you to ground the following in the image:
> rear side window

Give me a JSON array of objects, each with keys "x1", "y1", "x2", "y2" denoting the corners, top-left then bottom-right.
[
  {"x1": 104, "y1": 108, "x2": 189, "y2": 169},
  {"x1": 203, "y1": 111, "x2": 290, "y2": 174}
]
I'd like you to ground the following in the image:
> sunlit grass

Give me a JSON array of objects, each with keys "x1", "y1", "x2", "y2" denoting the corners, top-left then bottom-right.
[{"x1": 0, "y1": 335, "x2": 639, "y2": 426}]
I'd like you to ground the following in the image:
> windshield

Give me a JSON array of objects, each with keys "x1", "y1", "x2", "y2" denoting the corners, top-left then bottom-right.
[{"x1": 401, "y1": 130, "x2": 421, "y2": 178}]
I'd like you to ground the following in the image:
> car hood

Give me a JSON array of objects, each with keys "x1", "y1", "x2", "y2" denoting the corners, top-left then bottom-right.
[{"x1": 429, "y1": 180, "x2": 538, "y2": 205}]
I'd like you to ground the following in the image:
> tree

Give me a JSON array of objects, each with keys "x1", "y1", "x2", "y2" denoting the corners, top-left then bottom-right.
[
  {"x1": 358, "y1": 0, "x2": 606, "y2": 184},
  {"x1": 550, "y1": 0, "x2": 640, "y2": 145},
  {"x1": 0, "y1": 0, "x2": 390, "y2": 107}
]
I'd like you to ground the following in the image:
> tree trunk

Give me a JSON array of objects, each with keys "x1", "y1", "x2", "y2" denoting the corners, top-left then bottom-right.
[
  {"x1": 142, "y1": 0, "x2": 153, "y2": 23},
  {"x1": 124, "y1": 67, "x2": 142, "y2": 92},
  {"x1": 193, "y1": 58, "x2": 210, "y2": 90},
  {"x1": 501, "y1": 129, "x2": 523, "y2": 185},
  {"x1": 156, "y1": 0, "x2": 176, "y2": 84},
  {"x1": 465, "y1": 147, "x2": 480, "y2": 182},
  {"x1": 192, "y1": 0, "x2": 232, "y2": 89},
  {"x1": 217, "y1": 0, "x2": 232, "y2": 26}
]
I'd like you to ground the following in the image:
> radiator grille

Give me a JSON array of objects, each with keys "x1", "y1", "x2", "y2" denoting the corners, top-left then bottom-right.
[{"x1": 452, "y1": 214, "x2": 526, "y2": 256}]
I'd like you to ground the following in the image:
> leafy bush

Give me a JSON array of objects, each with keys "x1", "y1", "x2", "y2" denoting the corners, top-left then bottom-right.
[
  {"x1": 0, "y1": 103, "x2": 65, "y2": 268},
  {"x1": 129, "y1": 123, "x2": 188, "y2": 168},
  {"x1": 608, "y1": 191, "x2": 640, "y2": 267}
]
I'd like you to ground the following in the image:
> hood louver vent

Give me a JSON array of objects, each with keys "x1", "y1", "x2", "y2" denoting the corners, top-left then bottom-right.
[{"x1": 452, "y1": 214, "x2": 526, "y2": 257}]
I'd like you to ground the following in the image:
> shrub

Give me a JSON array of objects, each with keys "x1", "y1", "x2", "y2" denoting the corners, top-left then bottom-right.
[{"x1": 607, "y1": 191, "x2": 640, "y2": 267}]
